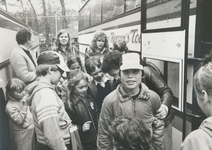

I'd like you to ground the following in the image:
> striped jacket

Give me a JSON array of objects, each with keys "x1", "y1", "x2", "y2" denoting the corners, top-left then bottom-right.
[{"x1": 26, "y1": 81, "x2": 72, "y2": 150}]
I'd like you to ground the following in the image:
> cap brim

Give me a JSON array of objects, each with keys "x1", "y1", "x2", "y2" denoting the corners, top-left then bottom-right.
[
  {"x1": 57, "y1": 64, "x2": 70, "y2": 72},
  {"x1": 120, "y1": 65, "x2": 143, "y2": 71}
]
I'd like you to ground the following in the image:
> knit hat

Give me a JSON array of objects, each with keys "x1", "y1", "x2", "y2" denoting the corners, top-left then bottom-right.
[
  {"x1": 37, "y1": 51, "x2": 70, "y2": 72},
  {"x1": 120, "y1": 53, "x2": 143, "y2": 70}
]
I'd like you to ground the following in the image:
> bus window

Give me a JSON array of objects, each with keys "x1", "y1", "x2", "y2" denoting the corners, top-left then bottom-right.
[
  {"x1": 102, "y1": 0, "x2": 114, "y2": 21},
  {"x1": 145, "y1": 58, "x2": 181, "y2": 110},
  {"x1": 113, "y1": 0, "x2": 124, "y2": 16},
  {"x1": 126, "y1": 0, "x2": 137, "y2": 11},
  {"x1": 90, "y1": 0, "x2": 101, "y2": 25},
  {"x1": 0, "y1": 0, "x2": 7, "y2": 11},
  {"x1": 79, "y1": 3, "x2": 90, "y2": 30},
  {"x1": 1, "y1": 0, "x2": 38, "y2": 32},
  {"x1": 146, "y1": 0, "x2": 182, "y2": 30}
]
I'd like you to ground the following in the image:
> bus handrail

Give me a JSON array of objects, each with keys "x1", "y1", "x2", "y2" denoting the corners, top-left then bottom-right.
[{"x1": 0, "y1": 60, "x2": 10, "y2": 70}]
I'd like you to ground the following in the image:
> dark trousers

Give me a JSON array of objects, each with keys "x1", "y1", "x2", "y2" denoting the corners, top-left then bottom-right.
[{"x1": 35, "y1": 141, "x2": 72, "y2": 150}]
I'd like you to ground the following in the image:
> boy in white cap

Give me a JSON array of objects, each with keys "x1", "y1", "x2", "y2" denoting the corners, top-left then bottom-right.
[
  {"x1": 97, "y1": 53, "x2": 164, "y2": 150},
  {"x1": 101, "y1": 51, "x2": 174, "y2": 150},
  {"x1": 25, "y1": 51, "x2": 72, "y2": 150}
]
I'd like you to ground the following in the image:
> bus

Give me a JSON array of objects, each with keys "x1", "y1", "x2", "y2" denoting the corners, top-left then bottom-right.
[
  {"x1": 0, "y1": 0, "x2": 39, "y2": 87},
  {"x1": 78, "y1": 0, "x2": 141, "y2": 53},
  {"x1": 78, "y1": 0, "x2": 212, "y2": 149},
  {"x1": 0, "y1": 1, "x2": 39, "y2": 149}
]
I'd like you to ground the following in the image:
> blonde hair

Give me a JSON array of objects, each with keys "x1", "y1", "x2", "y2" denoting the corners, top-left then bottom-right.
[
  {"x1": 5, "y1": 78, "x2": 25, "y2": 101},
  {"x1": 68, "y1": 70, "x2": 90, "y2": 97}
]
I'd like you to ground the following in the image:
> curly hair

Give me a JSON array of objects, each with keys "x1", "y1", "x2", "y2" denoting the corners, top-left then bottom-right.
[
  {"x1": 108, "y1": 116, "x2": 151, "y2": 150},
  {"x1": 89, "y1": 30, "x2": 109, "y2": 52},
  {"x1": 54, "y1": 29, "x2": 71, "y2": 49},
  {"x1": 101, "y1": 51, "x2": 122, "y2": 73},
  {"x1": 16, "y1": 28, "x2": 32, "y2": 45}
]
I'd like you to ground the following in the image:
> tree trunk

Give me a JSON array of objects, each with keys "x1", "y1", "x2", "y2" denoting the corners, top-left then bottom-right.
[
  {"x1": 42, "y1": 0, "x2": 50, "y2": 47},
  {"x1": 59, "y1": 0, "x2": 67, "y2": 29}
]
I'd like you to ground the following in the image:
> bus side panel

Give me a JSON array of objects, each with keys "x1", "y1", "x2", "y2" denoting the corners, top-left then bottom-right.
[{"x1": 0, "y1": 28, "x2": 18, "y2": 63}]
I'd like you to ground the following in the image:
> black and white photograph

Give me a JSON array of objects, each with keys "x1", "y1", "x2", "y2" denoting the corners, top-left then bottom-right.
[{"x1": 0, "y1": 0, "x2": 211, "y2": 150}]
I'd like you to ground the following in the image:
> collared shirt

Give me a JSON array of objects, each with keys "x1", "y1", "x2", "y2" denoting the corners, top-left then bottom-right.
[
  {"x1": 19, "y1": 45, "x2": 36, "y2": 67},
  {"x1": 19, "y1": 45, "x2": 29, "y2": 51},
  {"x1": 94, "y1": 75, "x2": 109, "y2": 88}
]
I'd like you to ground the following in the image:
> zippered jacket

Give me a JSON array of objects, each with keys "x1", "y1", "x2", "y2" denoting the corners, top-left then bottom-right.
[{"x1": 97, "y1": 83, "x2": 164, "y2": 150}]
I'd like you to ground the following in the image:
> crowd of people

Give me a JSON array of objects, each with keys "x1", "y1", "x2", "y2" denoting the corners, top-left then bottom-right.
[{"x1": 4, "y1": 27, "x2": 212, "y2": 150}]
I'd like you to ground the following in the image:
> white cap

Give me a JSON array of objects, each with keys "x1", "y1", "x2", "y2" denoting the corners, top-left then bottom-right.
[{"x1": 120, "y1": 53, "x2": 143, "y2": 70}]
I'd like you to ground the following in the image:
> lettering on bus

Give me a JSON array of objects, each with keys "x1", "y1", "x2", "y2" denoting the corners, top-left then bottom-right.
[{"x1": 109, "y1": 29, "x2": 141, "y2": 45}]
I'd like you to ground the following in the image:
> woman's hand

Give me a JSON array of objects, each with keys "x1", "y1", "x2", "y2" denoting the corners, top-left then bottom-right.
[{"x1": 82, "y1": 121, "x2": 92, "y2": 132}]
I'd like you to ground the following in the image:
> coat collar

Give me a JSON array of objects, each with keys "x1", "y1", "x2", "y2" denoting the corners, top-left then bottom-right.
[
  {"x1": 19, "y1": 44, "x2": 30, "y2": 51},
  {"x1": 117, "y1": 82, "x2": 150, "y2": 102},
  {"x1": 71, "y1": 94, "x2": 91, "y2": 106}
]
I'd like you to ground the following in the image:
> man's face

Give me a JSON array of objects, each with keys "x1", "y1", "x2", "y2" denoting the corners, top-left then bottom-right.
[
  {"x1": 120, "y1": 69, "x2": 142, "y2": 91},
  {"x1": 90, "y1": 66, "x2": 103, "y2": 82},
  {"x1": 108, "y1": 68, "x2": 120, "y2": 82},
  {"x1": 28, "y1": 32, "x2": 34, "y2": 48}
]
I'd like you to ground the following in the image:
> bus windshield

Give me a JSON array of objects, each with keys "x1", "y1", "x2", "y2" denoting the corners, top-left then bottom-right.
[{"x1": 0, "y1": 0, "x2": 39, "y2": 32}]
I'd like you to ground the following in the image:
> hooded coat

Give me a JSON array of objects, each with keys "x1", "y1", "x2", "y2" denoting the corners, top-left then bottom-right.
[
  {"x1": 26, "y1": 81, "x2": 72, "y2": 150},
  {"x1": 180, "y1": 116, "x2": 212, "y2": 150}
]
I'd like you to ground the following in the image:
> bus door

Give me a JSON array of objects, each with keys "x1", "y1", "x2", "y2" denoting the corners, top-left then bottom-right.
[{"x1": 141, "y1": 0, "x2": 205, "y2": 149}]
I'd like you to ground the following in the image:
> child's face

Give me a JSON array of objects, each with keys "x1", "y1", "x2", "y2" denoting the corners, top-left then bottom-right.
[
  {"x1": 70, "y1": 62, "x2": 81, "y2": 71},
  {"x1": 90, "y1": 66, "x2": 103, "y2": 82},
  {"x1": 120, "y1": 69, "x2": 142, "y2": 91},
  {"x1": 73, "y1": 79, "x2": 88, "y2": 97},
  {"x1": 51, "y1": 67, "x2": 63, "y2": 85},
  {"x1": 13, "y1": 90, "x2": 25, "y2": 101}
]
